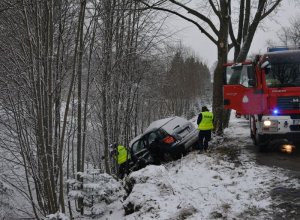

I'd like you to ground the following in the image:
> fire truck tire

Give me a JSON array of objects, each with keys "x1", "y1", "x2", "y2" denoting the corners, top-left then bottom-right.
[
  {"x1": 250, "y1": 121, "x2": 255, "y2": 143},
  {"x1": 254, "y1": 131, "x2": 268, "y2": 151},
  {"x1": 251, "y1": 117, "x2": 259, "y2": 145},
  {"x1": 259, "y1": 143, "x2": 268, "y2": 152},
  {"x1": 255, "y1": 133, "x2": 263, "y2": 144},
  {"x1": 257, "y1": 134, "x2": 269, "y2": 152}
]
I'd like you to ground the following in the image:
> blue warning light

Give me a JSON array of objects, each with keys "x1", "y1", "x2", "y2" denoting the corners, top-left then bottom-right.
[{"x1": 273, "y1": 109, "x2": 279, "y2": 115}]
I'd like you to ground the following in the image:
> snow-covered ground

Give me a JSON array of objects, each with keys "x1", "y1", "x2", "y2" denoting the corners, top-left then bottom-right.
[{"x1": 76, "y1": 115, "x2": 300, "y2": 220}]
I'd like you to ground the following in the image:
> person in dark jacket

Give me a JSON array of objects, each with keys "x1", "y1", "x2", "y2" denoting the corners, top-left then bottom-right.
[
  {"x1": 197, "y1": 106, "x2": 214, "y2": 151},
  {"x1": 148, "y1": 137, "x2": 162, "y2": 165}
]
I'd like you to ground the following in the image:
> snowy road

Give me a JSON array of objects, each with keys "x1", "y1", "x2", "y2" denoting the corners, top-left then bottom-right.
[
  {"x1": 223, "y1": 118, "x2": 300, "y2": 220},
  {"x1": 236, "y1": 119, "x2": 300, "y2": 173}
]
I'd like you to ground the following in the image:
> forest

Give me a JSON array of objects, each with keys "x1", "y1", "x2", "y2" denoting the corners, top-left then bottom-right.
[{"x1": 0, "y1": 1, "x2": 210, "y2": 218}]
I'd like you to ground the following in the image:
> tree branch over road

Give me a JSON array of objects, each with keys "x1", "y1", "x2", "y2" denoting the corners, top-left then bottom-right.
[{"x1": 139, "y1": 0, "x2": 218, "y2": 45}]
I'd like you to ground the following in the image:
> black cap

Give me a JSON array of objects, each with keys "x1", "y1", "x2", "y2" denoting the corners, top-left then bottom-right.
[
  {"x1": 110, "y1": 142, "x2": 118, "y2": 148},
  {"x1": 202, "y1": 106, "x2": 209, "y2": 112}
]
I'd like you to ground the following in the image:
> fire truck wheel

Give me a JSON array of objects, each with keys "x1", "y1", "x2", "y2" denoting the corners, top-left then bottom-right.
[
  {"x1": 251, "y1": 118, "x2": 259, "y2": 145},
  {"x1": 259, "y1": 143, "x2": 268, "y2": 152},
  {"x1": 257, "y1": 134, "x2": 269, "y2": 152},
  {"x1": 250, "y1": 123, "x2": 255, "y2": 144}
]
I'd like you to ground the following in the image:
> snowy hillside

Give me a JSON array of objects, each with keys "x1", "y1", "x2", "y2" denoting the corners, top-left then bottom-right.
[{"x1": 90, "y1": 116, "x2": 300, "y2": 220}]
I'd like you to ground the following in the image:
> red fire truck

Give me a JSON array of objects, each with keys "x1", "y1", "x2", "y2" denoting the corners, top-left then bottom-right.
[{"x1": 223, "y1": 47, "x2": 300, "y2": 151}]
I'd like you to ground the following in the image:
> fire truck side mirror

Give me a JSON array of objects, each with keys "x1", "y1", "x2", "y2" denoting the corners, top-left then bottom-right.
[
  {"x1": 231, "y1": 64, "x2": 243, "y2": 70},
  {"x1": 223, "y1": 67, "x2": 227, "y2": 85},
  {"x1": 261, "y1": 61, "x2": 270, "y2": 69},
  {"x1": 248, "y1": 79, "x2": 255, "y2": 87}
]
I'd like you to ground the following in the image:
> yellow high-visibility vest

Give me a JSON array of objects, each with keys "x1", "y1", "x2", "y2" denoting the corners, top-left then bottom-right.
[
  {"x1": 117, "y1": 145, "x2": 129, "y2": 165},
  {"x1": 198, "y1": 112, "x2": 214, "y2": 130}
]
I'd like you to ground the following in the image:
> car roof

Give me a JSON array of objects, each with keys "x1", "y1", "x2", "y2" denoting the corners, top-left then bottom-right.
[
  {"x1": 145, "y1": 116, "x2": 189, "y2": 133},
  {"x1": 145, "y1": 117, "x2": 175, "y2": 132},
  {"x1": 129, "y1": 116, "x2": 189, "y2": 147}
]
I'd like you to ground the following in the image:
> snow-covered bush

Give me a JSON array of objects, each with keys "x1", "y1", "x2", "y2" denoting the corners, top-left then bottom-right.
[
  {"x1": 0, "y1": 181, "x2": 18, "y2": 218},
  {"x1": 68, "y1": 171, "x2": 126, "y2": 218},
  {"x1": 123, "y1": 165, "x2": 197, "y2": 219},
  {"x1": 45, "y1": 212, "x2": 69, "y2": 220}
]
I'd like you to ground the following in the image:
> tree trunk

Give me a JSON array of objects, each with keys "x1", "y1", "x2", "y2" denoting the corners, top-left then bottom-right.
[{"x1": 212, "y1": 0, "x2": 229, "y2": 134}]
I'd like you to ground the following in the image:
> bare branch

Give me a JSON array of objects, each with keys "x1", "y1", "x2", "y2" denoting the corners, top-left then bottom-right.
[
  {"x1": 168, "y1": 0, "x2": 219, "y2": 36},
  {"x1": 208, "y1": 0, "x2": 220, "y2": 18},
  {"x1": 0, "y1": 0, "x2": 21, "y2": 13},
  {"x1": 139, "y1": 0, "x2": 218, "y2": 45},
  {"x1": 236, "y1": 0, "x2": 245, "y2": 44},
  {"x1": 260, "y1": 0, "x2": 282, "y2": 20}
]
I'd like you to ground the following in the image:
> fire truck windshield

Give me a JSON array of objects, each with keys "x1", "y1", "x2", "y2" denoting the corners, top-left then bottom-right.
[{"x1": 265, "y1": 62, "x2": 300, "y2": 88}]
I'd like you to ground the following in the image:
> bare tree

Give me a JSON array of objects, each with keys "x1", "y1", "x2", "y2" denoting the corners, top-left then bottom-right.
[
  {"x1": 277, "y1": 16, "x2": 300, "y2": 46},
  {"x1": 0, "y1": 0, "x2": 89, "y2": 217},
  {"x1": 88, "y1": 0, "x2": 171, "y2": 175}
]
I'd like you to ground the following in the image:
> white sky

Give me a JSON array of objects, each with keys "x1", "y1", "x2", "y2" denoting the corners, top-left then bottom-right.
[{"x1": 166, "y1": 1, "x2": 299, "y2": 68}]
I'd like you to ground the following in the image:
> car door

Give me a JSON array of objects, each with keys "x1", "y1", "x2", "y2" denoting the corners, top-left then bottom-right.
[
  {"x1": 131, "y1": 134, "x2": 156, "y2": 165},
  {"x1": 146, "y1": 131, "x2": 160, "y2": 147},
  {"x1": 131, "y1": 139, "x2": 147, "y2": 162}
]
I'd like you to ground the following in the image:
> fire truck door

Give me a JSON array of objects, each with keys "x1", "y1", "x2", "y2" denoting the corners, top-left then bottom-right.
[
  {"x1": 223, "y1": 64, "x2": 265, "y2": 115},
  {"x1": 224, "y1": 85, "x2": 265, "y2": 115}
]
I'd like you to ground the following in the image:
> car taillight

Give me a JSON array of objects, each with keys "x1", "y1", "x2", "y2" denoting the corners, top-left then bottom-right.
[{"x1": 162, "y1": 135, "x2": 175, "y2": 144}]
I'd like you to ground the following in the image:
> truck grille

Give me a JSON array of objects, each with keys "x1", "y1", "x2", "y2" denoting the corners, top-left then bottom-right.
[
  {"x1": 277, "y1": 96, "x2": 300, "y2": 110},
  {"x1": 290, "y1": 125, "x2": 300, "y2": 131}
]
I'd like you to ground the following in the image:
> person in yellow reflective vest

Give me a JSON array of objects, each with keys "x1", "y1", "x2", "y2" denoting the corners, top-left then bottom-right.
[
  {"x1": 111, "y1": 143, "x2": 130, "y2": 179},
  {"x1": 197, "y1": 106, "x2": 214, "y2": 151}
]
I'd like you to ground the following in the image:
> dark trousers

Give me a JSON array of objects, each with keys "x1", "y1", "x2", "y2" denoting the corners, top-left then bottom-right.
[
  {"x1": 118, "y1": 161, "x2": 128, "y2": 179},
  {"x1": 198, "y1": 130, "x2": 211, "y2": 150}
]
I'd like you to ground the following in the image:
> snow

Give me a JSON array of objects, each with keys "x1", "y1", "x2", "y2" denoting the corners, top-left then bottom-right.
[
  {"x1": 145, "y1": 116, "x2": 191, "y2": 134},
  {"x1": 75, "y1": 113, "x2": 300, "y2": 219},
  {"x1": 145, "y1": 117, "x2": 175, "y2": 132},
  {"x1": 69, "y1": 173, "x2": 126, "y2": 219},
  {"x1": 122, "y1": 155, "x2": 287, "y2": 219},
  {"x1": 46, "y1": 212, "x2": 69, "y2": 220}
]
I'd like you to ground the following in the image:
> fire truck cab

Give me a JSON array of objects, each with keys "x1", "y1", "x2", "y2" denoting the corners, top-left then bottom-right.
[{"x1": 224, "y1": 47, "x2": 300, "y2": 151}]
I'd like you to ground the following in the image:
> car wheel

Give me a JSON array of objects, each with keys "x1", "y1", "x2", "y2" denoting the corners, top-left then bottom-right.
[
  {"x1": 164, "y1": 152, "x2": 173, "y2": 162},
  {"x1": 171, "y1": 150, "x2": 184, "y2": 160}
]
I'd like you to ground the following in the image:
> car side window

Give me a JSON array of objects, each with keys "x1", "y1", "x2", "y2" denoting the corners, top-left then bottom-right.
[
  {"x1": 132, "y1": 140, "x2": 145, "y2": 153},
  {"x1": 147, "y1": 132, "x2": 159, "y2": 146}
]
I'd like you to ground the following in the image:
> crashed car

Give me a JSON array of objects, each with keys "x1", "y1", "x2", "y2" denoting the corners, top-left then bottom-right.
[{"x1": 129, "y1": 116, "x2": 198, "y2": 170}]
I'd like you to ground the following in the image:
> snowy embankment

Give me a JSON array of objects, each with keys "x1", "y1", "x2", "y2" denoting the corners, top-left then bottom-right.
[{"x1": 90, "y1": 116, "x2": 299, "y2": 219}]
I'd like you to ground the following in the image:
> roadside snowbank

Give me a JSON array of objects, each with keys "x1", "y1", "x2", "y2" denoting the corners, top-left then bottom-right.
[
  {"x1": 101, "y1": 117, "x2": 300, "y2": 219},
  {"x1": 122, "y1": 151, "x2": 298, "y2": 220}
]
